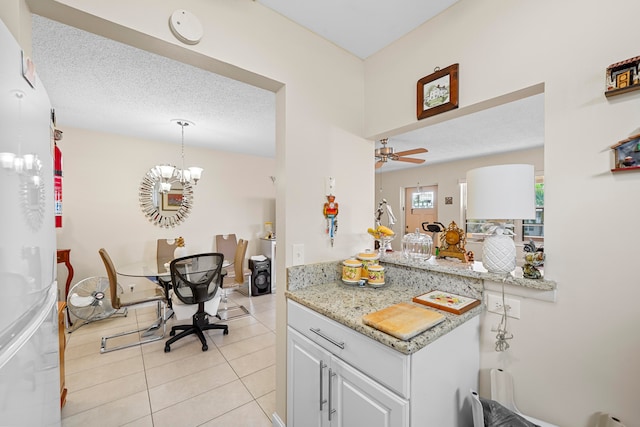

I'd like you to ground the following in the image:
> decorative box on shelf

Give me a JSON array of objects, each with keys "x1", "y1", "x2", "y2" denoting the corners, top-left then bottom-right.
[
  {"x1": 610, "y1": 132, "x2": 640, "y2": 172},
  {"x1": 605, "y1": 56, "x2": 640, "y2": 98}
]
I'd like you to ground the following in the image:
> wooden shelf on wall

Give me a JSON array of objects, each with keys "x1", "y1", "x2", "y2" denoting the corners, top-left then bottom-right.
[
  {"x1": 610, "y1": 133, "x2": 640, "y2": 172},
  {"x1": 605, "y1": 55, "x2": 640, "y2": 98},
  {"x1": 605, "y1": 84, "x2": 640, "y2": 98},
  {"x1": 611, "y1": 165, "x2": 640, "y2": 173}
]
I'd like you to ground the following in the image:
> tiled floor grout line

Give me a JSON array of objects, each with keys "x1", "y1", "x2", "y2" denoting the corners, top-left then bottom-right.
[{"x1": 138, "y1": 308, "x2": 158, "y2": 427}]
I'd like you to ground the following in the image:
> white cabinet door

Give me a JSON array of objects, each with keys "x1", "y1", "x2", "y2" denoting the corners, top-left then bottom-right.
[
  {"x1": 288, "y1": 327, "x2": 329, "y2": 427},
  {"x1": 288, "y1": 326, "x2": 409, "y2": 427},
  {"x1": 331, "y1": 355, "x2": 409, "y2": 427}
]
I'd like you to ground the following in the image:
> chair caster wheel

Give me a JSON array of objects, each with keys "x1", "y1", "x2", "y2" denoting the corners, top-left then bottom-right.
[
  {"x1": 202, "y1": 344, "x2": 208, "y2": 351},
  {"x1": 164, "y1": 345, "x2": 171, "y2": 353},
  {"x1": 224, "y1": 329, "x2": 229, "y2": 335}
]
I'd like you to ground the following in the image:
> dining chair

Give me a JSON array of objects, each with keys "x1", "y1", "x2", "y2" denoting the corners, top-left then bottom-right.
[
  {"x1": 156, "y1": 238, "x2": 180, "y2": 310},
  {"x1": 219, "y1": 238, "x2": 251, "y2": 319},
  {"x1": 215, "y1": 233, "x2": 237, "y2": 263},
  {"x1": 98, "y1": 248, "x2": 167, "y2": 353},
  {"x1": 157, "y1": 238, "x2": 179, "y2": 271},
  {"x1": 164, "y1": 252, "x2": 228, "y2": 352}
]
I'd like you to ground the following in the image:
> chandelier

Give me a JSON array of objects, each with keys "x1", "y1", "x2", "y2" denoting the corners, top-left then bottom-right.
[{"x1": 157, "y1": 119, "x2": 203, "y2": 193}]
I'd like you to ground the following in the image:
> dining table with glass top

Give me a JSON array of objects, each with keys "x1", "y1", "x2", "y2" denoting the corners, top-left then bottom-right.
[
  {"x1": 117, "y1": 258, "x2": 231, "y2": 278},
  {"x1": 117, "y1": 257, "x2": 231, "y2": 319}
]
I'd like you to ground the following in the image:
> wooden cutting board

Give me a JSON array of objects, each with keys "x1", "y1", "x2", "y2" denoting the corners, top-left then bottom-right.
[{"x1": 362, "y1": 302, "x2": 445, "y2": 341}]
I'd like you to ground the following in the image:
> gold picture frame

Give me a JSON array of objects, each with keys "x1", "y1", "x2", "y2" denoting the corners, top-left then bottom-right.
[
  {"x1": 162, "y1": 190, "x2": 183, "y2": 211},
  {"x1": 417, "y1": 63, "x2": 459, "y2": 120}
]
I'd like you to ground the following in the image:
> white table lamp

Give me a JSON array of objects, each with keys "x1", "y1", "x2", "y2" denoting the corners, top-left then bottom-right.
[{"x1": 466, "y1": 164, "x2": 536, "y2": 274}]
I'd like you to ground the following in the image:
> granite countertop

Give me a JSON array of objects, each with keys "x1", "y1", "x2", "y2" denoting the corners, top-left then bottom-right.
[{"x1": 285, "y1": 280, "x2": 482, "y2": 355}]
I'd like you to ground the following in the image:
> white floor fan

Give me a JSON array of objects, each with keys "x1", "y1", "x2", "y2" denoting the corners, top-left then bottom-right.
[{"x1": 66, "y1": 276, "x2": 125, "y2": 332}]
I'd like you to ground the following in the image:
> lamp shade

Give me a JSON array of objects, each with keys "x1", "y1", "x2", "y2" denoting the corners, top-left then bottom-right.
[
  {"x1": 158, "y1": 164, "x2": 176, "y2": 179},
  {"x1": 188, "y1": 166, "x2": 203, "y2": 182},
  {"x1": 466, "y1": 164, "x2": 536, "y2": 220}
]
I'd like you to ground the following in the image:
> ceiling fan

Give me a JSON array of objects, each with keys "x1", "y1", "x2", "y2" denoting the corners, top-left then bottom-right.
[{"x1": 375, "y1": 138, "x2": 428, "y2": 169}]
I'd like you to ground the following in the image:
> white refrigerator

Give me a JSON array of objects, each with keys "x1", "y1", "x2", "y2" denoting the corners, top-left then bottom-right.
[{"x1": 0, "y1": 19, "x2": 61, "y2": 426}]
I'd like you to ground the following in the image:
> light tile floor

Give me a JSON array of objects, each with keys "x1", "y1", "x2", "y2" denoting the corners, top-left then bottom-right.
[{"x1": 62, "y1": 289, "x2": 276, "y2": 427}]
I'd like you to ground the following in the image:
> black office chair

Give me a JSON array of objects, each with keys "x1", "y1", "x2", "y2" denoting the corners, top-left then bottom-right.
[{"x1": 164, "y1": 252, "x2": 229, "y2": 353}]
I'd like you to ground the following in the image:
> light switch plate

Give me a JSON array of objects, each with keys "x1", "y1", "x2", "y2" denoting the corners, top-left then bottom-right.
[{"x1": 292, "y1": 244, "x2": 304, "y2": 266}]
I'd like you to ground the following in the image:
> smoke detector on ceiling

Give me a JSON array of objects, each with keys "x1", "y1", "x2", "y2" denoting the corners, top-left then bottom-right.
[{"x1": 169, "y1": 9, "x2": 203, "y2": 45}]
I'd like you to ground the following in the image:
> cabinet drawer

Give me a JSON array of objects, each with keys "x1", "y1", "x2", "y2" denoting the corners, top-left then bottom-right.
[{"x1": 288, "y1": 300, "x2": 409, "y2": 398}]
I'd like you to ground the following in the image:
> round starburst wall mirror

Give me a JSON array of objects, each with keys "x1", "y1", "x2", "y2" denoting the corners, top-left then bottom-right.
[{"x1": 139, "y1": 165, "x2": 194, "y2": 228}]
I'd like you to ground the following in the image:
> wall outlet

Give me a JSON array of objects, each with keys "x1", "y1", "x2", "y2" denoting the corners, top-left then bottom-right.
[
  {"x1": 292, "y1": 243, "x2": 304, "y2": 266},
  {"x1": 487, "y1": 294, "x2": 521, "y2": 319}
]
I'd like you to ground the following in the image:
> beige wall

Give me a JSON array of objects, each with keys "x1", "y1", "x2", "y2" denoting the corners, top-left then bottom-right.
[{"x1": 367, "y1": 0, "x2": 640, "y2": 425}]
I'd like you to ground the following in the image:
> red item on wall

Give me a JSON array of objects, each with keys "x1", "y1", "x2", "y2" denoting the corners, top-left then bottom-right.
[{"x1": 54, "y1": 142, "x2": 63, "y2": 228}]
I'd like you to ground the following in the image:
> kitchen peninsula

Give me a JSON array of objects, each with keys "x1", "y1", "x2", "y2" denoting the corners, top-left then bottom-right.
[
  {"x1": 286, "y1": 252, "x2": 557, "y2": 426},
  {"x1": 285, "y1": 253, "x2": 494, "y2": 426},
  {"x1": 286, "y1": 252, "x2": 555, "y2": 349}
]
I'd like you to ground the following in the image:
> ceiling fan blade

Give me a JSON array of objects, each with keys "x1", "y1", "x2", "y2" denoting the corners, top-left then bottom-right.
[
  {"x1": 394, "y1": 148, "x2": 428, "y2": 157},
  {"x1": 395, "y1": 157, "x2": 425, "y2": 164},
  {"x1": 375, "y1": 160, "x2": 385, "y2": 169}
]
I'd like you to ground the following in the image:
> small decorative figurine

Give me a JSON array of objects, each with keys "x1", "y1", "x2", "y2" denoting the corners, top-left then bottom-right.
[
  {"x1": 173, "y1": 236, "x2": 187, "y2": 259},
  {"x1": 374, "y1": 198, "x2": 397, "y2": 228},
  {"x1": 522, "y1": 240, "x2": 544, "y2": 279},
  {"x1": 323, "y1": 194, "x2": 338, "y2": 247},
  {"x1": 465, "y1": 250, "x2": 475, "y2": 263}
]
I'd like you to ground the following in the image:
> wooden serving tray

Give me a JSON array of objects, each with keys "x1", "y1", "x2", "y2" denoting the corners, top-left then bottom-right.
[
  {"x1": 412, "y1": 290, "x2": 481, "y2": 315},
  {"x1": 362, "y1": 302, "x2": 445, "y2": 341}
]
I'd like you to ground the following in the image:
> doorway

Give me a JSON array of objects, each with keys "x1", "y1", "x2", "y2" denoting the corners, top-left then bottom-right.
[{"x1": 404, "y1": 185, "x2": 438, "y2": 236}]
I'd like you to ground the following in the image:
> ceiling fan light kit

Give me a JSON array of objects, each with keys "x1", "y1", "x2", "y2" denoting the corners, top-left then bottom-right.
[{"x1": 375, "y1": 138, "x2": 428, "y2": 169}]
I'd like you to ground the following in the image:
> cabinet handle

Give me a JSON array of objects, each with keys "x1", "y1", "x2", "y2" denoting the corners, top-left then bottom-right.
[
  {"x1": 319, "y1": 361, "x2": 327, "y2": 411},
  {"x1": 328, "y1": 368, "x2": 336, "y2": 421},
  {"x1": 310, "y1": 328, "x2": 345, "y2": 349}
]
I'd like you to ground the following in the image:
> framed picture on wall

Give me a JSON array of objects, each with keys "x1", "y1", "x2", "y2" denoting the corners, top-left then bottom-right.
[
  {"x1": 417, "y1": 63, "x2": 459, "y2": 120},
  {"x1": 21, "y1": 50, "x2": 36, "y2": 88},
  {"x1": 162, "y1": 190, "x2": 183, "y2": 211}
]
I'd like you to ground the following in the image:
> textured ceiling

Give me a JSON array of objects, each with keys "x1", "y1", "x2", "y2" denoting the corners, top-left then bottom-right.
[
  {"x1": 31, "y1": 14, "x2": 276, "y2": 158},
  {"x1": 30, "y1": 3, "x2": 543, "y2": 171}
]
